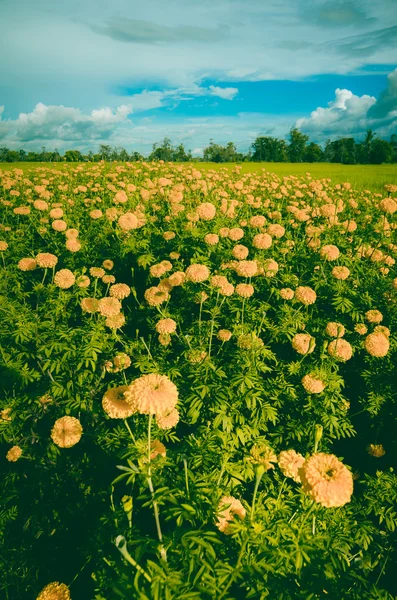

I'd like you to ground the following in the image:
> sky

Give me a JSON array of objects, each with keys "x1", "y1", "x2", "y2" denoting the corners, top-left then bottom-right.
[{"x1": 0, "y1": 0, "x2": 396, "y2": 155}]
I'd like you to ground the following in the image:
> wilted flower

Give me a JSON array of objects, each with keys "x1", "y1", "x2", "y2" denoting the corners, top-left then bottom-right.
[
  {"x1": 81, "y1": 298, "x2": 99, "y2": 313},
  {"x1": 367, "y1": 444, "x2": 386, "y2": 457}
]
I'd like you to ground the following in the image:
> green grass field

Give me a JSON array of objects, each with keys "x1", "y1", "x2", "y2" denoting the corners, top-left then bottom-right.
[{"x1": 1, "y1": 161, "x2": 396, "y2": 193}]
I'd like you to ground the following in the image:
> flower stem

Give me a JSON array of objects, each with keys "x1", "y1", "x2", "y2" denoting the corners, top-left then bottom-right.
[
  {"x1": 183, "y1": 458, "x2": 190, "y2": 498},
  {"x1": 250, "y1": 465, "x2": 265, "y2": 520},
  {"x1": 147, "y1": 413, "x2": 167, "y2": 562}
]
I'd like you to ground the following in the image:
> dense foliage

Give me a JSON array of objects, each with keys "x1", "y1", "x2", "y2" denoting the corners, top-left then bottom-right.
[
  {"x1": 1, "y1": 129, "x2": 397, "y2": 164},
  {"x1": 0, "y1": 162, "x2": 396, "y2": 600}
]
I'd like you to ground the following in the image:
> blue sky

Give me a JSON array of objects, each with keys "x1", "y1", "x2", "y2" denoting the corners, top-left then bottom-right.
[{"x1": 0, "y1": 0, "x2": 396, "y2": 154}]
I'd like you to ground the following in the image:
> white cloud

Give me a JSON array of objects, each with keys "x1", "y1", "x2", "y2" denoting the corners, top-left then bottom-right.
[
  {"x1": 296, "y1": 89, "x2": 376, "y2": 137},
  {"x1": 0, "y1": 102, "x2": 134, "y2": 142},
  {"x1": 208, "y1": 85, "x2": 239, "y2": 100}
]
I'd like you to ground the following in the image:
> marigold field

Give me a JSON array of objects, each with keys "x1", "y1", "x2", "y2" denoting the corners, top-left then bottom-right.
[{"x1": 0, "y1": 161, "x2": 396, "y2": 600}]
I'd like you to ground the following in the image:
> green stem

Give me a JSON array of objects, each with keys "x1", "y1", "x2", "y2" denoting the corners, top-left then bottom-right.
[
  {"x1": 250, "y1": 466, "x2": 265, "y2": 520},
  {"x1": 147, "y1": 414, "x2": 167, "y2": 562},
  {"x1": 124, "y1": 419, "x2": 136, "y2": 444},
  {"x1": 115, "y1": 536, "x2": 152, "y2": 582},
  {"x1": 183, "y1": 458, "x2": 190, "y2": 498}
]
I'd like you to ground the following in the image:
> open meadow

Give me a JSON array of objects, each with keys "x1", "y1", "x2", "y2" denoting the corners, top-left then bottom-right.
[{"x1": 1, "y1": 161, "x2": 397, "y2": 599}]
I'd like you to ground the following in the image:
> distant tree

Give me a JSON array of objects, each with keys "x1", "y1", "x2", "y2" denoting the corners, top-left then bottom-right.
[
  {"x1": 149, "y1": 137, "x2": 174, "y2": 162},
  {"x1": 288, "y1": 128, "x2": 309, "y2": 162},
  {"x1": 368, "y1": 139, "x2": 394, "y2": 164},
  {"x1": 304, "y1": 142, "x2": 324, "y2": 163},
  {"x1": 99, "y1": 144, "x2": 112, "y2": 160},
  {"x1": 64, "y1": 150, "x2": 83, "y2": 162},
  {"x1": 0, "y1": 148, "x2": 20, "y2": 162},
  {"x1": 324, "y1": 138, "x2": 356, "y2": 164},
  {"x1": 130, "y1": 151, "x2": 144, "y2": 162},
  {"x1": 172, "y1": 143, "x2": 192, "y2": 162},
  {"x1": 251, "y1": 136, "x2": 288, "y2": 162},
  {"x1": 203, "y1": 140, "x2": 243, "y2": 163}
]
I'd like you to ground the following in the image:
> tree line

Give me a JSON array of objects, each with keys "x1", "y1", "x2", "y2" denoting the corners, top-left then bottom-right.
[{"x1": 1, "y1": 129, "x2": 396, "y2": 164}]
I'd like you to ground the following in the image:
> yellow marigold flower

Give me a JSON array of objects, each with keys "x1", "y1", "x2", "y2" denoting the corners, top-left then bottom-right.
[
  {"x1": 325, "y1": 322, "x2": 345, "y2": 338},
  {"x1": 263, "y1": 258, "x2": 279, "y2": 277},
  {"x1": 295, "y1": 286, "x2": 317, "y2": 305},
  {"x1": 51, "y1": 416, "x2": 82, "y2": 448},
  {"x1": 118, "y1": 212, "x2": 139, "y2": 230},
  {"x1": 109, "y1": 283, "x2": 131, "y2": 299},
  {"x1": 367, "y1": 444, "x2": 386, "y2": 457},
  {"x1": 280, "y1": 288, "x2": 294, "y2": 300},
  {"x1": 18, "y1": 257, "x2": 37, "y2": 271},
  {"x1": 54, "y1": 269, "x2": 75, "y2": 289},
  {"x1": 98, "y1": 297, "x2": 121, "y2": 317},
  {"x1": 328, "y1": 338, "x2": 353, "y2": 361},
  {"x1": 6, "y1": 445, "x2": 22, "y2": 462},
  {"x1": 155, "y1": 318, "x2": 177, "y2": 334},
  {"x1": 204, "y1": 233, "x2": 219, "y2": 246},
  {"x1": 197, "y1": 202, "x2": 216, "y2": 220},
  {"x1": 364, "y1": 332, "x2": 389, "y2": 357},
  {"x1": 320, "y1": 244, "x2": 340, "y2": 261},
  {"x1": 228, "y1": 227, "x2": 244, "y2": 241},
  {"x1": 89, "y1": 267, "x2": 105, "y2": 278},
  {"x1": 185, "y1": 264, "x2": 210, "y2": 283},
  {"x1": 374, "y1": 325, "x2": 390, "y2": 338},
  {"x1": 302, "y1": 374, "x2": 326, "y2": 394},
  {"x1": 365, "y1": 309, "x2": 383, "y2": 324},
  {"x1": 102, "y1": 386, "x2": 137, "y2": 419},
  {"x1": 36, "y1": 582, "x2": 71, "y2": 600},
  {"x1": 355, "y1": 323, "x2": 367, "y2": 335},
  {"x1": 81, "y1": 298, "x2": 99, "y2": 313},
  {"x1": 0, "y1": 241, "x2": 8, "y2": 251},
  {"x1": 65, "y1": 239, "x2": 81, "y2": 252},
  {"x1": 217, "y1": 329, "x2": 232, "y2": 342},
  {"x1": 102, "y1": 275, "x2": 116, "y2": 284},
  {"x1": 278, "y1": 450, "x2": 305, "y2": 482},
  {"x1": 65, "y1": 228, "x2": 79, "y2": 239},
  {"x1": 76, "y1": 275, "x2": 90, "y2": 288},
  {"x1": 216, "y1": 496, "x2": 246, "y2": 534},
  {"x1": 235, "y1": 260, "x2": 258, "y2": 277},
  {"x1": 144, "y1": 286, "x2": 170, "y2": 306},
  {"x1": 292, "y1": 333, "x2": 315, "y2": 355},
  {"x1": 103, "y1": 259, "x2": 114, "y2": 270},
  {"x1": 156, "y1": 408, "x2": 180, "y2": 429},
  {"x1": 36, "y1": 252, "x2": 58, "y2": 268},
  {"x1": 232, "y1": 244, "x2": 249, "y2": 260},
  {"x1": 124, "y1": 373, "x2": 178, "y2": 415},
  {"x1": 105, "y1": 313, "x2": 126, "y2": 329},
  {"x1": 299, "y1": 453, "x2": 353, "y2": 508},
  {"x1": 149, "y1": 439, "x2": 167, "y2": 460},
  {"x1": 1, "y1": 408, "x2": 12, "y2": 421},
  {"x1": 52, "y1": 219, "x2": 67, "y2": 232},
  {"x1": 253, "y1": 233, "x2": 272, "y2": 249},
  {"x1": 236, "y1": 283, "x2": 254, "y2": 298}
]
